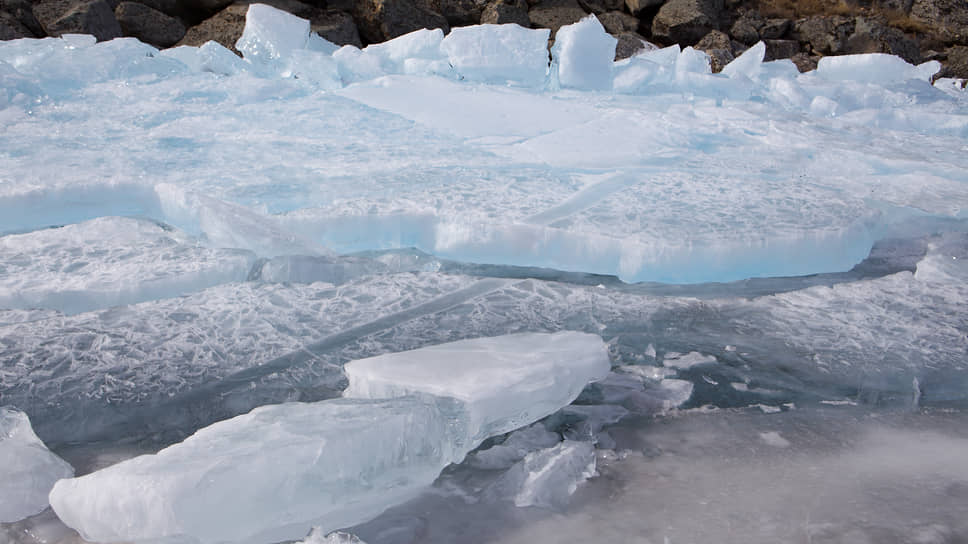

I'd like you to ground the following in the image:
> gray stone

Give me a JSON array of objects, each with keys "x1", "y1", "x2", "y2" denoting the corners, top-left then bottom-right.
[
  {"x1": 651, "y1": 0, "x2": 723, "y2": 45},
  {"x1": 577, "y1": 0, "x2": 623, "y2": 15},
  {"x1": 177, "y1": 2, "x2": 245, "y2": 50},
  {"x1": 33, "y1": 0, "x2": 122, "y2": 41},
  {"x1": 938, "y1": 45, "x2": 968, "y2": 79},
  {"x1": 846, "y1": 16, "x2": 920, "y2": 64},
  {"x1": 878, "y1": 0, "x2": 914, "y2": 13},
  {"x1": 312, "y1": 10, "x2": 362, "y2": 47},
  {"x1": 759, "y1": 17, "x2": 789, "y2": 39},
  {"x1": 910, "y1": 0, "x2": 968, "y2": 43},
  {"x1": 792, "y1": 15, "x2": 853, "y2": 55},
  {"x1": 115, "y1": 1, "x2": 185, "y2": 46},
  {"x1": 181, "y1": 0, "x2": 235, "y2": 15},
  {"x1": 355, "y1": 0, "x2": 449, "y2": 43},
  {"x1": 480, "y1": 0, "x2": 530, "y2": 27},
  {"x1": 437, "y1": 0, "x2": 488, "y2": 26},
  {"x1": 0, "y1": 0, "x2": 45, "y2": 36},
  {"x1": 728, "y1": 11, "x2": 761, "y2": 44},
  {"x1": 131, "y1": 0, "x2": 179, "y2": 16},
  {"x1": 790, "y1": 51, "x2": 818, "y2": 72},
  {"x1": 598, "y1": 10, "x2": 638, "y2": 34},
  {"x1": 695, "y1": 29, "x2": 732, "y2": 72},
  {"x1": 528, "y1": 0, "x2": 587, "y2": 36},
  {"x1": 624, "y1": 0, "x2": 664, "y2": 16},
  {"x1": 764, "y1": 38, "x2": 799, "y2": 61},
  {"x1": 614, "y1": 31, "x2": 647, "y2": 59},
  {"x1": 0, "y1": 10, "x2": 33, "y2": 39}
]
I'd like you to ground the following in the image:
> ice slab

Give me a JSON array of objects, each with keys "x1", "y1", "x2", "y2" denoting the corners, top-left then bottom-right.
[
  {"x1": 817, "y1": 54, "x2": 941, "y2": 84},
  {"x1": 551, "y1": 16, "x2": 616, "y2": 91},
  {"x1": 0, "y1": 407, "x2": 73, "y2": 522},
  {"x1": 440, "y1": 24, "x2": 550, "y2": 87},
  {"x1": 0, "y1": 216, "x2": 255, "y2": 314},
  {"x1": 343, "y1": 331, "x2": 611, "y2": 440},
  {"x1": 49, "y1": 395, "x2": 469, "y2": 544}
]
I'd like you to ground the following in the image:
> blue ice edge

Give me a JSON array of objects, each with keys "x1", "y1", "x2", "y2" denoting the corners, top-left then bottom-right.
[{"x1": 48, "y1": 332, "x2": 610, "y2": 544}]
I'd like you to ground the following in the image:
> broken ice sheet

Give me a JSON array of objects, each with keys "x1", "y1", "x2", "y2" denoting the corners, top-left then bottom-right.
[{"x1": 0, "y1": 407, "x2": 73, "y2": 523}]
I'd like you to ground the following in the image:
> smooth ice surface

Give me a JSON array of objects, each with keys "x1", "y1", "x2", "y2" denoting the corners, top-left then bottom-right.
[
  {"x1": 551, "y1": 16, "x2": 616, "y2": 91},
  {"x1": 236, "y1": 4, "x2": 313, "y2": 66},
  {"x1": 344, "y1": 332, "x2": 610, "y2": 440},
  {"x1": 0, "y1": 407, "x2": 73, "y2": 522},
  {"x1": 0, "y1": 217, "x2": 255, "y2": 314},
  {"x1": 440, "y1": 24, "x2": 550, "y2": 87},
  {"x1": 816, "y1": 53, "x2": 940, "y2": 83},
  {"x1": 50, "y1": 396, "x2": 468, "y2": 544}
]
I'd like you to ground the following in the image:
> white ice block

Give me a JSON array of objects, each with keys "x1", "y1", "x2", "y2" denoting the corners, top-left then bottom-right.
[
  {"x1": 552, "y1": 15, "x2": 616, "y2": 91},
  {"x1": 440, "y1": 24, "x2": 551, "y2": 87},
  {"x1": 343, "y1": 331, "x2": 611, "y2": 440},
  {"x1": 0, "y1": 407, "x2": 73, "y2": 522}
]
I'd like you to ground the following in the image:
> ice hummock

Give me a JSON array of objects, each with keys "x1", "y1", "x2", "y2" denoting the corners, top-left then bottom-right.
[
  {"x1": 343, "y1": 331, "x2": 611, "y2": 440},
  {"x1": 48, "y1": 332, "x2": 608, "y2": 544},
  {"x1": 0, "y1": 407, "x2": 73, "y2": 523}
]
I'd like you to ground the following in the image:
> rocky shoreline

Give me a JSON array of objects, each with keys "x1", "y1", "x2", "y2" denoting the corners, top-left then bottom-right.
[{"x1": 1, "y1": 0, "x2": 966, "y2": 78}]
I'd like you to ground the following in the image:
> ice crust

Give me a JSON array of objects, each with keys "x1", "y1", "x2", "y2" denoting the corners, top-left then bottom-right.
[
  {"x1": 0, "y1": 407, "x2": 73, "y2": 522},
  {"x1": 344, "y1": 332, "x2": 611, "y2": 440},
  {"x1": 49, "y1": 333, "x2": 608, "y2": 544}
]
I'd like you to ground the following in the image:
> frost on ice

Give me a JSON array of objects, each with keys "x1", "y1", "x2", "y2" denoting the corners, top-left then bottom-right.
[
  {"x1": 49, "y1": 333, "x2": 609, "y2": 544},
  {"x1": 0, "y1": 407, "x2": 73, "y2": 523}
]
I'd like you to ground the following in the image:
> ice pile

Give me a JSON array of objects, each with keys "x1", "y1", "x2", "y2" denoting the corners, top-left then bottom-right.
[
  {"x1": 48, "y1": 332, "x2": 609, "y2": 544},
  {"x1": 0, "y1": 407, "x2": 73, "y2": 523}
]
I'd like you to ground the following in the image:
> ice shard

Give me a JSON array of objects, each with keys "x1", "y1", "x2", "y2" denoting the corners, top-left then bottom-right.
[{"x1": 0, "y1": 407, "x2": 73, "y2": 522}]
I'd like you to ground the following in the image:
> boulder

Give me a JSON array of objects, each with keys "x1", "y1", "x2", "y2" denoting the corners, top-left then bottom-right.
[
  {"x1": 729, "y1": 10, "x2": 761, "y2": 44},
  {"x1": 480, "y1": 0, "x2": 530, "y2": 27},
  {"x1": 790, "y1": 51, "x2": 818, "y2": 72},
  {"x1": 354, "y1": 0, "x2": 449, "y2": 43},
  {"x1": 177, "y1": 2, "x2": 246, "y2": 49},
  {"x1": 436, "y1": 0, "x2": 488, "y2": 26},
  {"x1": 182, "y1": 0, "x2": 234, "y2": 16},
  {"x1": 33, "y1": 0, "x2": 122, "y2": 41},
  {"x1": 695, "y1": 29, "x2": 732, "y2": 72},
  {"x1": 614, "y1": 31, "x2": 648, "y2": 59},
  {"x1": 0, "y1": 10, "x2": 34, "y2": 38},
  {"x1": 0, "y1": 0, "x2": 45, "y2": 36},
  {"x1": 792, "y1": 15, "x2": 853, "y2": 55},
  {"x1": 845, "y1": 16, "x2": 920, "y2": 64},
  {"x1": 760, "y1": 18, "x2": 789, "y2": 39},
  {"x1": 312, "y1": 9, "x2": 361, "y2": 47},
  {"x1": 528, "y1": 0, "x2": 587, "y2": 36},
  {"x1": 651, "y1": 0, "x2": 723, "y2": 45},
  {"x1": 910, "y1": 0, "x2": 968, "y2": 44},
  {"x1": 764, "y1": 38, "x2": 799, "y2": 60},
  {"x1": 130, "y1": 0, "x2": 179, "y2": 16},
  {"x1": 115, "y1": 1, "x2": 185, "y2": 47},
  {"x1": 576, "y1": 0, "x2": 623, "y2": 15},
  {"x1": 624, "y1": 0, "x2": 664, "y2": 17},
  {"x1": 597, "y1": 10, "x2": 638, "y2": 34},
  {"x1": 938, "y1": 44, "x2": 968, "y2": 79}
]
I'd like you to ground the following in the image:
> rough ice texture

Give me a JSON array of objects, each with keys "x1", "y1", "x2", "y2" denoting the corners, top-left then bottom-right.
[
  {"x1": 0, "y1": 407, "x2": 73, "y2": 522},
  {"x1": 440, "y1": 24, "x2": 551, "y2": 87},
  {"x1": 551, "y1": 16, "x2": 617, "y2": 91},
  {"x1": 343, "y1": 332, "x2": 611, "y2": 440},
  {"x1": 0, "y1": 217, "x2": 255, "y2": 315},
  {"x1": 49, "y1": 396, "x2": 469, "y2": 544},
  {"x1": 236, "y1": 3, "x2": 312, "y2": 66},
  {"x1": 492, "y1": 440, "x2": 597, "y2": 508}
]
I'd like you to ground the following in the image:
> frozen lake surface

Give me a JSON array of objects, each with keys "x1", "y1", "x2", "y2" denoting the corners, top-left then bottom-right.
[{"x1": 1, "y1": 5, "x2": 967, "y2": 544}]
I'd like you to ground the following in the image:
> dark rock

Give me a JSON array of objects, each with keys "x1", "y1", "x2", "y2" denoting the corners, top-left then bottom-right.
[
  {"x1": 695, "y1": 29, "x2": 732, "y2": 72},
  {"x1": 729, "y1": 11, "x2": 761, "y2": 44},
  {"x1": 355, "y1": 0, "x2": 449, "y2": 43},
  {"x1": 177, "y1": 2, "x2": 246, "y2": 49},
  {"x1": 624, "y1": 0, "x2": 664, "y2": 17},
  {"x1": 846, "y1": 16, "x2": 920, "y2": 64},
  {"x1": 764, "y1": 38, "x2": 799, "y2": 60},
  {"x1": 598, "y1": 10, "x2": 638, "y2": 34},
  {"x1": 759, "y1": 18, "x2": 789, "y2": 39},
  {"x1": 327, "y1": 0, "x2": 355, "y2": 11},
  {"x1": 181, "y1": 0, "x2": 235, "y2": 16},
  {"x1": 0, "y1": 0, "x2": 45, "y2": 36},
  {"x1": 132, "y1": 0, "x2": 179, "y2": 16},
  {"x1": 33, "y1": 0, "x2": 122, "y2": 41},
  {"x1": 910, "y1": 0, "x2": 968, "y2": 44},
  {"x1": 436, "y1": 0, "x2": 488, "y2": 26},
  {"x1": 528, "y1": 0, "x2": 587, "y2": 36},
  {"x1": 115, "y1": 1, "x2": 185, "y2": 46},
  {"x1": 938, "y1": 45, "x2": 968, "y2": 79},
  {"x1": 791, "y1": 51, "x2": 818, "y2": 72},
  {"x1": 614, "y1": 31, "x2": 647, "y2": 59},
  {"x1": 651, "y1": 0, "x2": 723, "y2": 45},
  {"x1": 481, "y1": 0, "x2": 530, "y2": 26},
  {"x1": 792, "y1": 15, "x2": 853, "y2": 55},
  {"x1": 0, "y1": 10, "x2": 34, "y2": 39},
  {"x1": 577, "y1": 0, "x2": 623, "y2": 15},
  {"x1": 312, "y1": 10, "x2": 361, "y2": 47},
  {"x1": 878, "y1": 0, "x2": 914, "y2": 13}
]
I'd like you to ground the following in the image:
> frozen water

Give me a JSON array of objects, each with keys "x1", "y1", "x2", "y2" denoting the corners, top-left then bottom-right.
[
  {"x1": 343, "y1": 332, "x2": 610, "y2": 441},
  {"x1": 816, "y1": 53, "x2": 941, "y2": 84},
  {"x1": 0, "y1": 217, "x2": 255, "y2": 314},
  {"x1": 0, "y1": 407, "x2": 73, "y2": 522},
  {"x1": 440, "y1": 24, "x2": 550, "y2": 87},
  {"x1": 721, "y1": 41, "x2": 765, "y2": 80},
  {"x1": 551, "y1": 16, "x2": 616, "y2": 91},
  {"x1": 492, "y1": 440, "x2": 596, "y2": 509},
  {"x1": 236, "y1": 4, "x2": 313, "y2": 67},
  {"x1": 49, "y1": 396, "x2": 469, "y2": 544}
]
